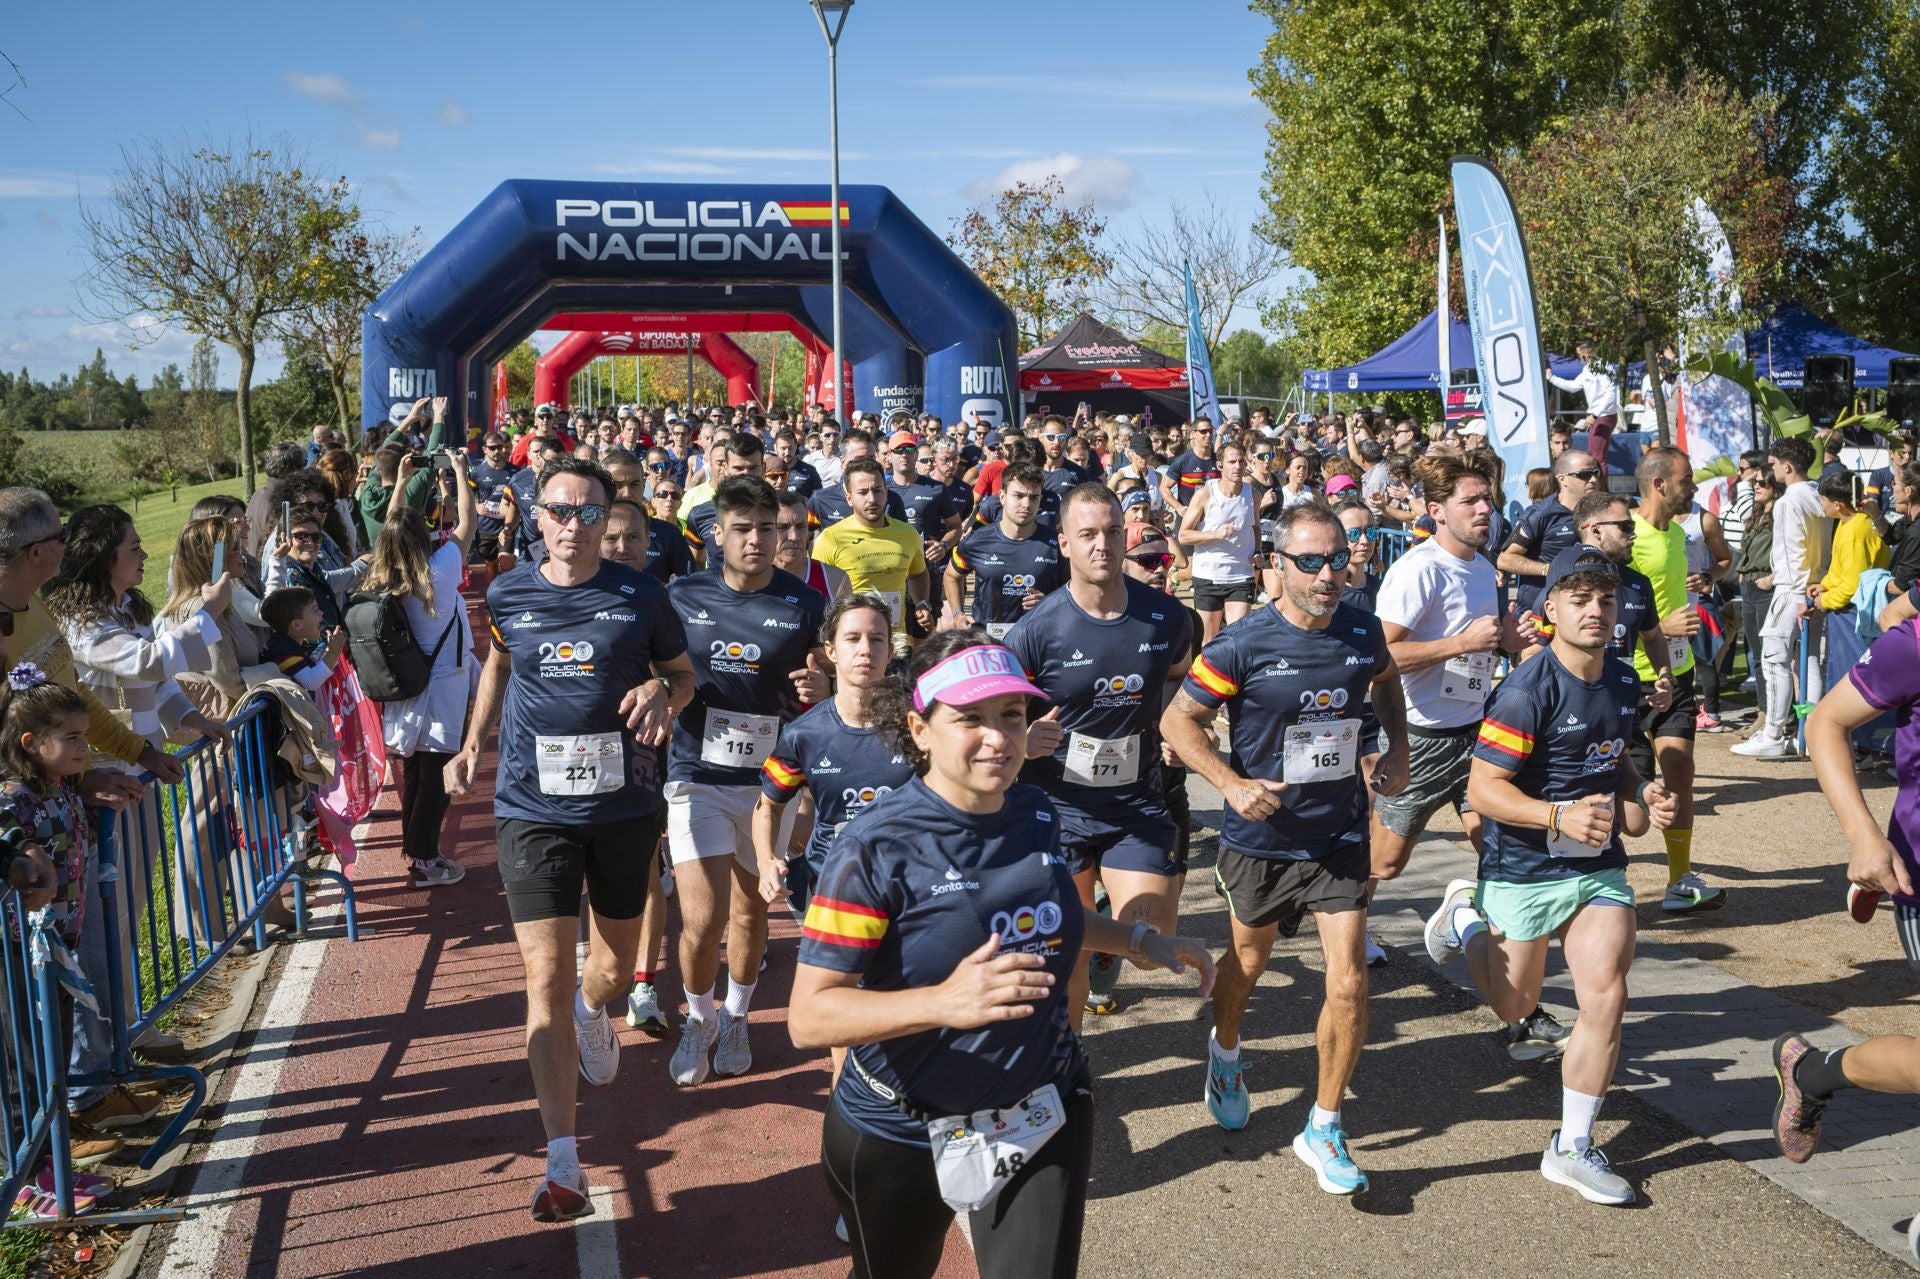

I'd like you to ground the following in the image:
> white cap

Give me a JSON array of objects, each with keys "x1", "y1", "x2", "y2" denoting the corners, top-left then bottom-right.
[
  {"x1": 616, "y1": 403, "x2": 633, "y2": 416},
  {"x1": 1113, "y1": 414, "x2": 1132, "y2": 425},
  {"x1": 1459, "y1": 417, "x2": 1489, "y2": 437}
]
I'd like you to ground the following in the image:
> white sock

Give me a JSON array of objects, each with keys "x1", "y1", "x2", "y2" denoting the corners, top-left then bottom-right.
[
  {"x1": 1310, "y1": 1104, "x2": 1341, "y2": 1130},
  {"x1": 1558, "y1": 1087, "x2": 1604, "y2": 1152},
  {"x1": 573, "y1": 988, "x2": 601, "y2": 1024},
  {"x1": 1210, "y1": 1028, "x2": 1239, "y2": 1062},
  {"x1": 686, "y1": 986, "x2": 715, "y2": 1023},
  {"x1": 724, "y1": 977, "x2": 757, "y2": 1019},
  {"x1": 547, "y1": 1136, "x2": 578, "y2": 1168},
  {"x1": 1450, "y1": 904, "x2": 1485, "y2": 946}
]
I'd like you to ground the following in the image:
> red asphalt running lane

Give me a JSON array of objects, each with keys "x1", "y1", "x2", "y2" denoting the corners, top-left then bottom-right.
[{"x1": 175, "y1": 589, "x2": 973, "y2": 1278}]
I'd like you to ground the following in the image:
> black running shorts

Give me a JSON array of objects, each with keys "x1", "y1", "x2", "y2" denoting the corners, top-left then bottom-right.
[
  {"x1": 1213, "y1": 843, "x2": 1369, "y2": 932},
  {"x1": 497, "y1": 811, "x2": 665, "y2": 924}
]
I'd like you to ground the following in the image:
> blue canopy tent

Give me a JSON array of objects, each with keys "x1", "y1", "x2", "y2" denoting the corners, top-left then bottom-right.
[
  {"x1": 1745, "y1": 302, "x2": 1916, "y2": 389},
  {"x1": 1302, "y1": 308, "x2": 1585, "y2": 394}
]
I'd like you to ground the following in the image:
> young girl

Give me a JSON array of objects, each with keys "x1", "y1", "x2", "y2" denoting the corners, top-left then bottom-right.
[{"x1": 0, "y1": 664, "x2": 124, "y2": 1215}]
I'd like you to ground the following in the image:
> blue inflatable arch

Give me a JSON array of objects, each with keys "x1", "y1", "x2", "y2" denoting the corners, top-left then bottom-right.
[{"x1": 361, "y1": 181, "x2": 1017, "y2": 434}]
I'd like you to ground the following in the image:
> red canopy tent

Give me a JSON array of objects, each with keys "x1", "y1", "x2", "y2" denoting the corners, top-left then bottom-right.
[{"x1": 1020, "y1": 312, "x2": 1190, "y2": 424}]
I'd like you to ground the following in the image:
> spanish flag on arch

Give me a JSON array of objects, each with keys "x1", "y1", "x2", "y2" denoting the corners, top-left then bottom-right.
[{"x1": 779, "y1": 201, "x2": 850, "y2": 225}]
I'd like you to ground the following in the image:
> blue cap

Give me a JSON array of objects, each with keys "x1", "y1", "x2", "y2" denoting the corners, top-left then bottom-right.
[{"x1": 1539, "y1": 545, "x2": 1621, "y2": 601}]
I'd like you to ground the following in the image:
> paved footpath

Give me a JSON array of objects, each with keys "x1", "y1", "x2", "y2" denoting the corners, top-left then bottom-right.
[{"x1": 132, "y1": 683, "x2": 1918, "y2": 1276}]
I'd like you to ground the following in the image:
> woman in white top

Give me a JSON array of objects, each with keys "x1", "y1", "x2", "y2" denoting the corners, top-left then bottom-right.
[
  {"x1": 1178, "y1": 438, "x2": 1259, "y2": 645},
  {"x1": 360, "y1": 456, "x2": 477, "y2": 886}
]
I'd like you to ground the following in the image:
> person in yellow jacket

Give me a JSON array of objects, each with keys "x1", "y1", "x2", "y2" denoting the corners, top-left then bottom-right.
[{"x1": 1810, "y1": 470, "x2": 1889, "y2": 613}]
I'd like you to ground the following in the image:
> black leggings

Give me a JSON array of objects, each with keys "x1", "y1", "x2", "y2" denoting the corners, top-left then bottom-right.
[
  {"x1": 397, "y1": 750, "x2": 454, "y2": 863},
  {"x1": 821, "y1": 1082, "x2": 1095, "y2": 1279}
]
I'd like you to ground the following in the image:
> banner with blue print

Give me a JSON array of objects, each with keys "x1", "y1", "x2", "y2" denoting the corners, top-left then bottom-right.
[
  {"x1": 1450, "y1": 157, "x2": 1550, "y2": 517},
  {"x1": 1184, "y1": 262, "x2": 1221, "y2": 428}
]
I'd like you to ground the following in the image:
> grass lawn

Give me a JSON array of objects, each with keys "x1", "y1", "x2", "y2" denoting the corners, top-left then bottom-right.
[{"x1": 115, "y1": 478, "x2": 247, "y2": 555}]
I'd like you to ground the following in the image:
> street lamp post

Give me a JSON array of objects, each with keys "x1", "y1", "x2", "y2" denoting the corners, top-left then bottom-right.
[{"x1": 809, "y1": 0, "x2": 853, "y2": 420}]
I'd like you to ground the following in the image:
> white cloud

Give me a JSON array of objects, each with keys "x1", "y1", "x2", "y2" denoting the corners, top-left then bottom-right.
[
  {"x1": 359, "y1": 174, "x2": 414, "y2": 204},
  {"x1": 33, "y1": 210, "x2": 58, "y2": 231},
  {"x1": 434, "y1": 101, "x2": 469, "y2": 128},
  {"x1": 965, "y1": 154, "x2": 1139, "y2": 210},
  {"x1": 355, "y1": 125, "x2": 402, "y2": 153},
  {"x1": 15, "y1": 306, "x2": 71, "y2": 319},
  {"x1": 0, "y1": 173, "x2": 106, "y2": 198},
  {"x1": 282, "y1": 69, "x2": 361, "y2": 107}
]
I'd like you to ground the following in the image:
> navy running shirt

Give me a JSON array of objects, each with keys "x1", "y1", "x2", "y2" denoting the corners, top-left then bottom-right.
[
  {"x1": 889, "y1": 476, "x2": 955, "y2": 542},
  {"x1": 1165, "y1": 448, "x2": 1219, "y2": 505},
  {"x1": 639, "y1": 516, "x2": 693, "y2": 585},
  {"x1": 1183, "y1": 602, "x2": 1388, "y2": 860},
  {"x1": 1527, "y1": 555, "x2": 1654, "y2": 668},
  {"x1": 974, "y1": 489, "x2": 1060, "y2": 531},
  {"x1": 1042, "y1": 460, "x2": 1098, "y2": 498},
  {"x1": 1473, "y1": 646, "x2": 1640, "y2": 882},
  {"x1": 468, "y1": 459, "x2": 518, "y2": 538},
  {"x1": 1504, "y1": 495, "x2": 1578, "y2": 613},
  {"x1": 760, "y1": 701, "x2": 916, "y2": 867},
  {"x1": 950, "y1": 523, "x2": 1065, "y2": 634},
  {"x1": 799, "y1": 779, "x2": 1083, "y2": 1146},
  {"x1": 667, "y1": 568, "x2": 827, "y2": 786},
  {"x1": 507, "y1": 467, "x2": 542, "y2": 559},
  {"x1": 1005, "y1": 577, "x2": 1194, "y2": 817},
  {"x1": 486, "y1": 561, "x2": 689, "y2": 824},
  {"x1": 682, "y1": 499, "x2": 722, "y2": 564}
]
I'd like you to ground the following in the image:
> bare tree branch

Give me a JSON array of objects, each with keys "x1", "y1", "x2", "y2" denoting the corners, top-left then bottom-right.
[
  {"x1": 0, "y1": 48, "x2": 27, "y2": 122},
  {"x1": 1101, "y1": 192, "x2": 1285, "y2": 349}
]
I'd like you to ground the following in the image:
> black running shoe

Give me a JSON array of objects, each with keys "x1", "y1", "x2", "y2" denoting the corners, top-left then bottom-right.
[{"x1": 1507, "y1": 1007, "x2": 1572, "y2": 1062}]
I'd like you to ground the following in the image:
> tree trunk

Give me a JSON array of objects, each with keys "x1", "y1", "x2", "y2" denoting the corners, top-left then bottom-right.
[
  {"x1": 1643, "y1": 334, "x2": 1669, "y2": 448},
  {"x1": 236, "y1": 345, "x2": 257, "y2": 497},
  {"x1": 329, "y1": 362, "x2": 351, "y2": 439}
]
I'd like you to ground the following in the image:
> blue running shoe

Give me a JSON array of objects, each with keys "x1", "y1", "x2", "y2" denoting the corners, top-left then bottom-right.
[
  {"x1": 1293, "y1": 1121, "x2": 1369, "y2": 1195},
  {"x1": 1204, "y1": 1038, "x2": 1250, "y2": 1130}
]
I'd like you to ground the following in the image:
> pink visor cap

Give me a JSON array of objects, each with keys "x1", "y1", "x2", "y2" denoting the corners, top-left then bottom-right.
[{"x1": 913, "y1": 645, "x2": 1046, "y2": 713}]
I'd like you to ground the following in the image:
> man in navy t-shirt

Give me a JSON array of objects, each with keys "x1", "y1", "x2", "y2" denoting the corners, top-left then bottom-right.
[
  {"x1": 1005, "y1": 483, "x2": 1193, "y2": 1030},
  {"x1": 1159, "y1": 419, "x2": 1220, "y2": 509},
  {"x1": 468, "y1": 432, "x2": 519, "y2": 569},
  {"x1": 445, "y1": 454, "x2": 697, "y2": 1224},
  {"x1": 1497, "y1": 450, "x2": 1601, "y2": 615},
  {"x1": 664, "y1": 476, "x2": 828, "y2": 1088},
  {"x1": 1423, "y1": 549, "x2": 1676, "y2": 1208},
  {"x1": 1163, "y1": 502, "x2": 1408, "y2": 1195},
  {"x1": 945, "y1": 463, "x2": 1062, "y2": 639}
]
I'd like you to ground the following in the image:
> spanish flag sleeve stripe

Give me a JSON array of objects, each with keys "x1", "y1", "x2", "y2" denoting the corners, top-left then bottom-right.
[
  {"x1": 1189, "y1": 655, "x2": 1238, "y2": 699},
  {"x1": 951, "y1": 545, "x2": 970, "y2": 571},
  {"x1": 802, "y1": 896, "x2": 888, "y2": 949},
  {"x1": 682, "y1": 525, "x2": 702, "y2": 549},
  {"x1": 761, "y1": 755, "x2": 804, "y2": 793},
  {"x1": 1477, "y1": 718, "x2": 1533, "y2": 760},
  {"x1": 274, "y1": 654, "x2": 309, "y2": 674}
]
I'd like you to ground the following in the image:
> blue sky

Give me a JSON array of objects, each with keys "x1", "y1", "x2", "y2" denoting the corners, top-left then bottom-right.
[{"x1": 0, "y1": 1, "x2": 1279, "y2": 385}]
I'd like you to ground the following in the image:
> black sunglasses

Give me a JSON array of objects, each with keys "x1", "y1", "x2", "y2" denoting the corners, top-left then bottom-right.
[
  {"x1": 1277, "y1": 548, "x2": 1352, "y2": 573},
  {"x1": 1129, "y1": 552, "x2": 1172, "y2": 568},
  {"x1": 539, "y1": 501, "x2": 608, "y2": 526},
  {"x1": 1583, "y1": 519, "x2": 1634, "y2": 533},
  {"x1": 653, "y1": 489, "x2": 680, "y2": 501},
  {"x1": 1567, "y1": 467, "x2": 1602, "y2": 482},
  {"x1": 648, "y1": 462, "x2": 671, "y2": 472}
]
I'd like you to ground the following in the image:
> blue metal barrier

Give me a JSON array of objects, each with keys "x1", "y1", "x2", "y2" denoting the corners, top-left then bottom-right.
[
  {"x1": 1372, "y1": 526, "x2": 1412, "y2": 573},
  {"x1": 0, "y1": 897, "x2": 79, "y2": 1222}
]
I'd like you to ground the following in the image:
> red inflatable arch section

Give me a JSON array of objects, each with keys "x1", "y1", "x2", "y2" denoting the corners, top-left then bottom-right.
[
  {"x1": 541, "y1": 311, "x2": 850, "y2": 413},
  {"x1": 534, "y1": 329, "x2": 764, "y2": 408}
]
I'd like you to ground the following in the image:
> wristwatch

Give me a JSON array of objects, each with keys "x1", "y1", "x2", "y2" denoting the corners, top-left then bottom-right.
[{"x1": 1127, "y1": 919, "x2": 1160, "y2": 957}]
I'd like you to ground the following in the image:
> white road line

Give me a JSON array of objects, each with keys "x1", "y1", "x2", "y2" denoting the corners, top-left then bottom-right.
[
  {"x1": 153, "y1": 904, "x2": 337, "y2": 1275},
  {"x1": 575, "y1": 1184, "x2": 622, "y2": 1279}
]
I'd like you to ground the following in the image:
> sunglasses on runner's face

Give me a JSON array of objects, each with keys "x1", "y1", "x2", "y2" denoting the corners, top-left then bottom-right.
[
  {"x1": 1277, "y1": 548, "x2": 1352, "y2": 573},
  {"x1": 1344, "y1": 526, "x2": 1368, "y2": 542},
  {"x1": 539, "y1": 501, "x2": 608, "y2": 526},
  {"x1": 1129, "y1": 552, "x2": 1172, "y2": 569},
  {"x1": 1568, "y1": 467, "x2": 1602, "y2": 481},
  {"x1": 1584, "y1": 519, "x2": 1633, "y2": 533},
  {"x1": 649, "y1": 462, "x2": 671, "y2": 472}
]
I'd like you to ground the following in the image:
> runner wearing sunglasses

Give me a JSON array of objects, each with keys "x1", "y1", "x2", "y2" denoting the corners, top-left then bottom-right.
[
  {"x1": 445, "y1": 454, "x2": 698, "y2": 1222},
  {"x1": 1497, "y1": 451, "x2": 1602, "y2": 619},
  {"x1": 1161, "y1": 502, "x2": 1408, "y2": 1193}
]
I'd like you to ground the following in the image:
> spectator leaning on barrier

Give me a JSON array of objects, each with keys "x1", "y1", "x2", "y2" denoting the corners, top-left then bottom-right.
[{"x1": 245, "y1": 442, "x2": 310, "y2": 558}]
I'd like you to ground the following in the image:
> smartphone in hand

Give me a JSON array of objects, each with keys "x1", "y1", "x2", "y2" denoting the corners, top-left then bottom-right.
[{"x1": 211, "y1": 536, "x2": 227, "y2": 582}]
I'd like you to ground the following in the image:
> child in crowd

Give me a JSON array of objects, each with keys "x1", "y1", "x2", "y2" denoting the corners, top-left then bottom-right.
[
  {"x1": 0, "y1": 665, "x2": 131, "y2": 1216},
  {"x1": 260, "y1": 588, "x2": 346, "y2": 692}
]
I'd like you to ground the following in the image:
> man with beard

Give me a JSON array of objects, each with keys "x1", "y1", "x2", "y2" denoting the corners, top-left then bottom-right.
[{"x1": 1161, "y1": 503, "x2": 1409, "y2": 1194}]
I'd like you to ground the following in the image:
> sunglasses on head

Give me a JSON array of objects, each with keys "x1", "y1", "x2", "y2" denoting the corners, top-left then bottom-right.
[
  {"x1": 1129, "y1": 551, "x2": 1172, "y2": 569},
  {"x1": 539, "y1": 501, "x2": 608, "y2": 526},
  {"x1": 1278, "y1": 548, "x2": 1352, "y2": 573}
]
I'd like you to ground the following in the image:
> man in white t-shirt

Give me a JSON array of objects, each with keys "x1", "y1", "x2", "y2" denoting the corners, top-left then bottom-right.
[
  {"x1": 1372, "y1": 452, "x2": 1518, "y2": 873},
  {"x1": 1736, "y1": 436, "x2": 1832, "y2": 758}
]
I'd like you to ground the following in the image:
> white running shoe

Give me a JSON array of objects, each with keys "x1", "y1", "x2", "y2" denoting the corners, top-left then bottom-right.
[
  {"x1": 712, "y1": 1009, "x2": 753, "y2": 1077},
  {"x1": 1730, "y1": 731, "x2": 1793, "y2": 759},
  {"x1": 1662, "y1": 871, "x2": 1727, "y2": 913},
  {"x1": 531, "y1": 1161, "x2": 593, "y2": 1223},
  {"x1": 626, "y1": 981, "x2": 668, "y2": 1034},
  {"x1": 670, "y1": 1014, "x2": 718, "y2": 1086},
  {"x1": 1540, "y1": 1132, "x2": 1634, "y2": 1205},
  {"x1": 1424, "y1": 878, "x2": 1479, "y2": 964},
  {"x1": 1364, "y1": 929, "x2": 1387, "y2": 967},
  {"x1": 411, "y1": 856, "x2": 466, "y2": 886},
  {"x1": 575, "y1": 1002, "x2": 619, "y2": 1087}
]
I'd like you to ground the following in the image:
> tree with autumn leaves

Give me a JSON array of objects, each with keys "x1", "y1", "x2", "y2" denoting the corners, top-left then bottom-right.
[{"x1": 949, "y1": 177, "x2": 1113, "y2": 350}]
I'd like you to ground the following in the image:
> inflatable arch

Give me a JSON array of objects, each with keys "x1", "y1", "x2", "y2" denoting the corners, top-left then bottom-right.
[
  {"x1": 533, "y1": 329, "x2": 762, "y2": 408},
  {"x1": 361, "y1": 181, "x2": 1014, "y2": 436}
]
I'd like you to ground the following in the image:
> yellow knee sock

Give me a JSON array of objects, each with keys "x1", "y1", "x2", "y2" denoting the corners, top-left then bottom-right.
[{"x1": 1664, "y1": 827, "x2": 1693, "y2": 885}]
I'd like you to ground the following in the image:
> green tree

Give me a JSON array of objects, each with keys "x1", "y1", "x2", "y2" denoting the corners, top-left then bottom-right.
[
  {"x1": 272, "y1": 227, "x2": 416, "y2": 436},
  {"x1": 1811, "y1": 0, "x2": 1920, "y2": 351},
  {"x1": 1249, "y1": 0, "x2": 1617, "y2": 368},
  {"x1": 1503, "y1": 73, "x2": 1794, "y2": 443},
  {"x1": 183, "y1": 337, "x2": 230, "y2": 481},
  {"x1": 1212, "y1": 329, "x2": 1301, "y2": 403},
  {"x1": 502, "y1": 340, "x2": 542, "y2": 405},
  {"x1": 77, "y1": 133, "x2": 362, "y2": 495},
  {"x1": 949, "y1": 176, "x2": 1113, "y2": 348}
]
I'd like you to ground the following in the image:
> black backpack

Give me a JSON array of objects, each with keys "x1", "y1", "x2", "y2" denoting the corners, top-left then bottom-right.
[{"x1": 343, "y1": 592, "x2": 459, "y2": 702}]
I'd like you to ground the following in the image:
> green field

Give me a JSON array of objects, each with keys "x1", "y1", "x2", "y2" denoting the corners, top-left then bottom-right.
[{"x1": 120, "y1": 478, "x2": 247, "y2": 556}]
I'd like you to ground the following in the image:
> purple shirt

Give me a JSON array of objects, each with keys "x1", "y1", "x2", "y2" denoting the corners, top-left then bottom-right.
[{"x1": 1847, "y1": 618, "x2": 1920, "y2": 904}]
